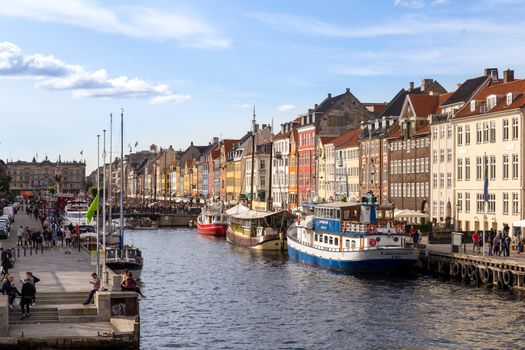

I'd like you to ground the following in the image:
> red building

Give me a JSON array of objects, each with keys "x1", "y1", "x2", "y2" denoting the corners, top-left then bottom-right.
[{"x1": 297, "y1": 123, "x2": 316, "y2": 204}]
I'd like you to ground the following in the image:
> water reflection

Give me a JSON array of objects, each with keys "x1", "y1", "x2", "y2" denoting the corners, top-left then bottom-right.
[{"x1": 128, "y1": 228, "x2": 525, "y2": 350}]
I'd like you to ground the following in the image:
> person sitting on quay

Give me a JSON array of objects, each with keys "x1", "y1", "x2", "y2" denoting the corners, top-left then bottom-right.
[
  {"x1": 122, "y1": 272, "x2": 144, "y2": 298},
  {"x1": 83, "y1": 272, "x2": 101, "y2": 305},
  {"x1": 1, "y1": 274, "x2": 21, "y2": 309},
  {"x1": 120, "y1": 269, "x2": 129, "y2": 291},
  {"x1": 472, "y1": 231, "x2": 481, "y2": 253}
]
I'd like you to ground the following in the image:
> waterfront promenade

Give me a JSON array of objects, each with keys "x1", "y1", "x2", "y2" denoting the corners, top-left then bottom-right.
[{"x1": 0, "y1": 212, "x2": 138, "y2": 349}]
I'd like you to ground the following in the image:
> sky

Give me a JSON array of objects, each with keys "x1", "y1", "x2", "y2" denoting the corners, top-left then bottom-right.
[{"x1": 1, "y1": 0, "x2": 525, "y2": 173}]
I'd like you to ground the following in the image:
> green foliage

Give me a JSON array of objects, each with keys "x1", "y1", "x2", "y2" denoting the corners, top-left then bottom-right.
[{"x1": 0, "y1": 176, "x2": 11, "y2": 194}]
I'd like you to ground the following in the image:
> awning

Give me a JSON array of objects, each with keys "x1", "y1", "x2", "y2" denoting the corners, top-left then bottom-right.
[
  {"x1": 394, "y1": 209, "x2": 429, "y2": 219},
  {"x1": 512, "y1": 220, "x2": 525, "y2": 228},
  {"x1": 225, "y1": 204, "x2": 250, "y2": 216},
  {"x1": 229, "y1": 209, "x2": 293, "y2": 220}
]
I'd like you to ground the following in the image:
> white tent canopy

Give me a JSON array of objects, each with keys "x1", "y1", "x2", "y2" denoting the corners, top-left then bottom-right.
[
  {"x1": 394, "y1": 209, "x2": 429, "y2": 219},
  {"x1": 512, "y1": 220, "x2": 525, "y2": 228},
  {"x1": 225, "y1": 204, "x2": 250, "y2": 216}
]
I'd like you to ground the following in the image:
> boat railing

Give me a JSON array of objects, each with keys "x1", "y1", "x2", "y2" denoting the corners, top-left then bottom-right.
[{"x1": 342, "y1": 221, "x2": 405, "y2": 234}]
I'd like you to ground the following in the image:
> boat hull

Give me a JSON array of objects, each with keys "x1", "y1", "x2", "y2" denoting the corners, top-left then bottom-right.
[
  {"x1": 287, "y1": 236, "x2": 417, "y2": 274},
  {"x1": 226, "y1": 228, "x2": 285, "y2": 251},
  {"x1": 197, "y1": 222, "x2": 228, "y2": 236}
]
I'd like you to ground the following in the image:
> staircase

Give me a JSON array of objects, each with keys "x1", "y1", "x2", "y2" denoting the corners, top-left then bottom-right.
[
  {"x1": 9, "y1": 307, "x2": 59, "y2": 325},
  {"x1": 8, "y1": 291, "x2": 99, "y2": 325}
]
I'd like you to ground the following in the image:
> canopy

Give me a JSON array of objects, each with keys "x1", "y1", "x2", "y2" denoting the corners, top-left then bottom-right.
[
  {"x1": 394, "y1": 209, "x2": 429, "y2": 219},
  {"x1": 225, "y1": 204, "x2": 250, "y2": 216},
  {"x1": 228, "y1": 209, "x2": 294, "y2": 220},
  {"x1": 512, "y1": 220, "x2": 525, "y2": 228}
]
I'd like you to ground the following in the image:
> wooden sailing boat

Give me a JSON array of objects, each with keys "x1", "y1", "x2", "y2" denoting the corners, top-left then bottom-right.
[
  {"x1": 226, "y1": 107, "x2": 293, "y2": 250},
  {"x1": 105, "y1": 109, "x2": 144, "y2": 279}
]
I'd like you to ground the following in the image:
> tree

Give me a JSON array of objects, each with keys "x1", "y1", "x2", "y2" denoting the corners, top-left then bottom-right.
[{"x1": 0, "y1": 175, "x2": 11, "y2": 194}]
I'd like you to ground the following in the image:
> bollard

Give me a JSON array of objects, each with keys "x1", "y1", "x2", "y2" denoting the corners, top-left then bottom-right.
[{"x1": 24, "y1": 246, "x2": 26, "y2": 257}]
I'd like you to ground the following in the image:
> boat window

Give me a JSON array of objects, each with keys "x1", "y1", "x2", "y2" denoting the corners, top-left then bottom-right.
[
  {"x1": 351, "y1": 240, "x2": 356, "y2": 249},
  {"x1": 323, "y1": 235, "x2": 328, "y2": 243},
  {"x1": 107, "y1": 250, "x2": 116, "y2": 259},
  {"x1": 128, "y1": 250, "x2": 137, "y2": 258},
  {"x1": 376, "y1": 237, "x2": 381, "y2": 242},
  {"x1": 314, "y1": 234, "x2": 318, "y2": 242},
  {"x1": 345, "y1": 239, "x2": 350, "y2": 248},
  {"x1": 329, "y1": 236, "x2": 333, "y2": 245},
  {"x1": 334, "y1": 237, "x2": 339, "y2": 246},
  {"x1": 335, "y1": 209, "x2": 340, "y2": 219},
  {"x1": 342, "y1": 209, "x2": 350, "y2": 220},
  {"x1": 319, "y1": 234, "x2": 323, "y2": 242}
]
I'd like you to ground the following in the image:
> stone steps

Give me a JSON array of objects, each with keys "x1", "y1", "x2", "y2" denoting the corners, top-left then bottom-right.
[{"x1": 9, "y1": 307, "x2": 59, "y2": 325}]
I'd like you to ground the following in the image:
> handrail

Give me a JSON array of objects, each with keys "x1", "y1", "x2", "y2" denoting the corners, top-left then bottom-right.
[{"x1": 287, "y1": 233, "x2": 409, "y2": 253}]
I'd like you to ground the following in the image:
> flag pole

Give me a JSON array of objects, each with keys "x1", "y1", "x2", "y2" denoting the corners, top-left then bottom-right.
[
  {"x1": 483, "y1": 153, "x2": 488, "y2": 257},
  {"x1": 96, "y1": 134, "x2": 101, "y2": 277},
  {"x1": 102, "y1": 129, "x2": 107, "y2": 278}
]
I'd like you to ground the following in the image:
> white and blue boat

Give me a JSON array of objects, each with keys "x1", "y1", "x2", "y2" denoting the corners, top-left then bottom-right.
[{"x1": 287, "y1": 193, "x2": 418, "y2": 274}]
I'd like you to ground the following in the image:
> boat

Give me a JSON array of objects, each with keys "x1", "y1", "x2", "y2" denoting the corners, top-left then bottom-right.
[
  {"x1": 104, "y1": 110, "x2": 143, "y2": 278},
  {"x1": 287, "y1": 192, "x2": 418, "y2": 273},
  {"x1": 197, "y1": 207, "x2": 228, "y2": 235},
  {"x1": 226, "y1": 204, "x2": 293, "y2": 250},
  {"x1": 63, "y1": 200, "x2": 95, "y2": 227},
  {"x1": 125, "y1": 217, "x2": 159, "y2": 230}
]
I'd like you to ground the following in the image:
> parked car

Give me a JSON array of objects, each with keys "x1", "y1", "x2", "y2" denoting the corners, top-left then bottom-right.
[{"x1": 0, "y1": 225, "x2": 8, "y2": 239}]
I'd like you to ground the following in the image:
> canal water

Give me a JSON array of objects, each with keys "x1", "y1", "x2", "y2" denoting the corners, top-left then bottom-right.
[{"x1": 127, "y1": 228, "x2": 525, "y2": 350}]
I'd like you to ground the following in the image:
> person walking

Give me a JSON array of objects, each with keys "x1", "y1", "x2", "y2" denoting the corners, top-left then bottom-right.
[
  {"x1": 20, "y1": 278, "x2": 36, "y2": 320},
  {"x1": 26, "y1": 272, "x2": 40, "y2": 306},
  {"x1": 472, "y1": 231, "x2": 480, "y2": 253},
  {"x1": 503, "y1": 233, "x2": 511, "y2": 257},
  {"x1": 83, "y1": 273, "x2": 101, "y2": 305},
  {"x1": 493, "y1": 232, "x2": 502, "y2": 256},
  {"x1": 17, "y1": 225, "x2": 24, "y2": 246}
]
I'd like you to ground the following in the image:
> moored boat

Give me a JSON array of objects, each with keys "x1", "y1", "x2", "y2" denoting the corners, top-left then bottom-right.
[
  {"x1": 197, "y1": 209, "x2": 228, "y2": 236},
  {"x1": 226, "y1": 205, "x2": 293, "y2": 250},
  {"x1": 105, "y1": 246, "x2": 143, "y2": 279},
  {"x1": 287, "y1": 193, "x2": 418, "y2": 273}
]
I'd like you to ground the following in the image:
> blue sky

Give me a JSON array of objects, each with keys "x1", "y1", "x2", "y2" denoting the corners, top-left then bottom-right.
[{"x1": 1, "y1": 0, "x2": 524, "y2": 172}]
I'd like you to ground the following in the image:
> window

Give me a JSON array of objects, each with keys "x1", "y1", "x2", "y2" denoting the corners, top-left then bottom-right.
[
  {"x1": 457, "y1": 192, "x2": 463, "y2": 212},
  {"x1": 476, "y1": 193, "x2": 484, "y2": 213},
  {"x1": 476, "y1": 123, "x2": 482, "y2": 143},
  {"x1": 465, "y1": 157, "x2": 471, "y2": 181},
  {"x1": 447, "y1": 172, "x2": 452, "y2": 188},
  {"x1": 447, "y1": 125, "x2": 452, "y2": 139},
  {"x1": 439, "y1": 200, "x2": 444, "y2": 215},
  {"x1": 433, "y1": 201, "x2": 437, "y2": 215},
  {"x1": 512, "y1": 193, "x2": 519, "y2": 214},
  {"x1": 488, "y1": 194, "x2": 496, "y2": 214},
  {"x1": 476, "y1": 157, "x2": 482, "y2": 180},
  {"x1": 432, "y1": 150, "x2": 438, "y2": 163},
  {"x1": 465, "y1": 193, "x2": 470, "y2": 213},
  {"x1": 432, "y1": 127, "x2": 437, "y2": 140},
  {"x1": 440, "y1": 125, "x2": 445, "y2": 139},
  {"x1": 470, "y1": 100, "x2": 476, "y2": 112},
  {"x1": 433, "y1": 173, "x2": 437, "y2": 188},
  {"x1": 503, "y1": 193, "x2": 509, "y2": 215},
  {"x1": 512, "y1": 154, "x2": 519, "y2": 179},
  {"x1": 440, "y1": 149, "x2": 445, "y2": 163},
  {"x1": 503, "y1": 155, "x2": 509, "y2": 179},
  {"x1": 483, "y1": 121, "x2": 489, "y2": 143},
  {"x1": 457, "y1": 126, "x2": 463, "y2": 145},
  {"x1": 490, "y1": 120, "x2": 496, "y2": 143},
  {"x1": 465, "y1": 125, "x2": 471, "y2": 145},
  {"x1": 503, "y1": 119, "x2": 509, "y2": 141},
  {"x1": 507, "y1": 93, "x2": 513, "y2": 106},
  {"x1": 457, "y1": 158, "x2": 463, "y2": 181},
  {"x1": 425, "y1": 158, "x2": 429, "y2": 172},
  {"x1": 439, "y1": 173, "x2": 444, "y2": 188},
  {"x1": 512, "y1": 117, "x2": 518, "y2": 139},
  {"x1": 487, "y1": 95, "x2": 497, "y2": 110},
  {"x1": 447, "y1": 149, "x2": 452, "y2": 163},
  {"x1": 490, "y1": 155, "x2": 496, "y2": 180}
]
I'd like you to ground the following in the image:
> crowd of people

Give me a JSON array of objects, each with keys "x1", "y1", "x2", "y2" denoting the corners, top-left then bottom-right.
[
  {"x1": 118, "y1": 198, "x2": 203, "y2": 215},
  {"x1": 471, "y1": 224, "x2": 523, "y2": 256}
]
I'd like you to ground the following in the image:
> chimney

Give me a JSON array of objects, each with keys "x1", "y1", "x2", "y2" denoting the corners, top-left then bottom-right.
[
  {"x1": 190, "y1": 141, "x2": 193, "y2": 146},
  {"x1": 213, "y1": 137, "x2": 219, "y2": 144},
  {"x1": 455, "y1": 83, "x2": 462, "y2": 91},
  {"x1": 504, "y1": 69, "x2": 515, "y2": 83},
  {"x1": 409, "y1": 82, "x2": 414, "y2": 91},
  {"x1": 346, "y1": 88, "x2": 350, "y2": 93},
  {"x1": 484, "y1": 67, "x2": 498, "y2": 77},
  {"x1": 327, "y1": 93, "x2": 332, "y2": 99},
  {"x1": 421, "y1": 79, "x2": 433, "y2": 92}
]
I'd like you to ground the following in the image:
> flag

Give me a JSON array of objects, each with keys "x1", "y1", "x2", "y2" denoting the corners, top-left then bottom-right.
[
  {"x1": 483, "y1": 154, "x2": 489, "y2": 202},
  {"x1": 86, "y1": 194, "x2": 99, "y2": 224}
]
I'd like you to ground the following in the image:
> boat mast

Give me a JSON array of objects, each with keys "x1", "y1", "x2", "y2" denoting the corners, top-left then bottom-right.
[
  {"x1": 109, "y1": 113, "x2": 113, "y2": 235},
  {"x1": 250, "y1": 106, "x2": 256, "y2": 210},
  {"x1": 102, "y1": 129, "x2": 107, "y2": 276},
  {"x1": 119, "y1": 108, "x2": 125, "y2": 251},
  {"x1": 267, "y1": 121, "x2": 273, "y2": 211}
]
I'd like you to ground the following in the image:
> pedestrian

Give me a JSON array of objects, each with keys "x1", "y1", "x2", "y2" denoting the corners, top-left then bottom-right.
[
  {"x1": 20, "y1": 278, "x2": 36, "y2": 320},
  {"x1": 57, "y1": 226, "x2": 64, "y2": 246},
  {"x1": 488, "y1": 229, "x2": 496, "y2": 256},
  {"x1": 65, "y1": 228, "x2": 72, "y2": 247},
  {"x1": 503, "y1": 233, "x2": 511, "y2": 257},
  {"x1": 17, "y1": 225, "x2": 24, "y2": 246},
  {"x1": 26, "y1": 272, "x2": 40, "y2": 305},
  {"x1": 413, "y1": 229, "x2": 420, "y2": 246},
  {"x1": 472, "y1": 231, "x2": 480, "y2": 253},
  {"x1": 1, "y1": 274, "x2": 20, "y2": 309},
  {"x1": 493, "y1": 232, "x2": 502, "y2": 256},
  {"x1": 1, "y1": 248, "x2": 13, "y2": 275},
  {"x1": 516, "y1": 232, "x2": 523, "y2": 255},
  {"x1": 35, "y1": 231, "x2": 43, "y2": 250},
  {"x1": 83, "y1": 272, "x2": 101, "y2": 305}
]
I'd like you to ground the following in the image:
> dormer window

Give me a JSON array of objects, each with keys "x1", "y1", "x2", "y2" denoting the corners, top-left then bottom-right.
[
  {"x1": 487, "y1": 95, "x2": 497, "y2": 110},
  {"x1": 470, "y1": 100, "x2": 476, "y2": 112},
  {"x1": 506, "y1": 93, "x2": 513, "y2": 106}
]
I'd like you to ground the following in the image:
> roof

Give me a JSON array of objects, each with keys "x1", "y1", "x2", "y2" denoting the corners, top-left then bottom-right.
[
  {"x1": 409, "y1": 94, "x2": 440, "y2": 118},
  {"x1": 381, "y1": 89, "x2": 408, "y2": 118},
  {"x1": 319, "y1": 136, "x2": 336, "y2": 145},
  {"x1": 455, "y1": 78, "x2": 525, "y2": 119},
  {"x1": 331, "y1": 128, "x2": 361, "y2": 149},
  {"x1": 228, "y1": 209, "x2": 292, "y2": 220},
  {"x1": 442, "y1": 76, "x2": 489, "y2": 106},
  {"x1": 273, "y1": 131, "x2": 291, "y2": 141},
  {"x1": 222, "y1": 139, "x2": 239, "y2": 154}
]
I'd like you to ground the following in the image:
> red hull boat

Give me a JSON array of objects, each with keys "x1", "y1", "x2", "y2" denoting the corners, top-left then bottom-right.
[{"x1": 197, "y1": 212, "x2": 228, "y2": 236}]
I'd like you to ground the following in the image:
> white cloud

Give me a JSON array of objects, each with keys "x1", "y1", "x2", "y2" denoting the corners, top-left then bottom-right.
[
  {"x1": 0, "y1": 42, "x2": 190, "y2": 104},
  {"x1": 277, "y1": 104, "x2": 296, "y2": 112},
  {"x1": 230, "y1": 102, "x2": 252, "y2": 109},
  {"x1": 394, "y1": 0, "x2": 426, "y2": 9},
  {"x1": 0, "y1": 0, "x2": 231, "y2": 49}
]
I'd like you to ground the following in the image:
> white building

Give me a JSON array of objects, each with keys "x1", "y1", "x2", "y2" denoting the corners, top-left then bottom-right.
[
  {"x1": 271, "y1": 124, "x2": 292, "y2": 209},
  {"x1": 452, "y1": 69, "x2": 525, "y2": 232}
]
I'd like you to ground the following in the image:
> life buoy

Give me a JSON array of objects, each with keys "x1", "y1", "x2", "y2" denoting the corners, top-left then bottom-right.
[
  {"x1": 368, "y1": 224, "x2": 378, "y2": 234},
  {"x1": 368, "y1": 238, "x2": 377, "y2": 247},
  {"x1": 503, "y1": 270, "x2": 513, "y2": 287}
]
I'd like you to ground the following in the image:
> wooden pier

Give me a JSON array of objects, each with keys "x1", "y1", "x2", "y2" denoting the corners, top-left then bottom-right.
[{"x1": 417, "y1": 242, "x2": 525, "y2": 290}]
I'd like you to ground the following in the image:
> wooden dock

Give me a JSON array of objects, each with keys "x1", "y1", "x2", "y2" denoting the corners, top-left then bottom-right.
[
  {"x1": 417, "y1": 242, "x2": 525, "y2": 290},
  {"x1": 0, "y1": 213, "x2": 140, "y2": 350}
]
